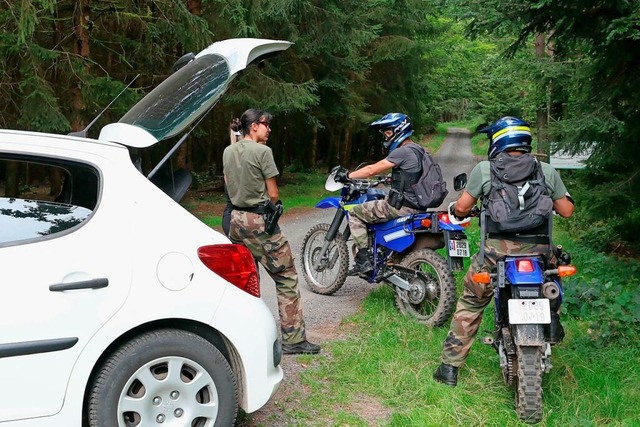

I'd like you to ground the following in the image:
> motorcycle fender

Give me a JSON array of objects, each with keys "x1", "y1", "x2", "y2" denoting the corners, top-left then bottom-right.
[
  {"x1": 315, "y1": 197, "x2": 342, "y2": 209},
  {"x1": 512, "y1": 324, "x2": 546, "y2": 346},
  {"x1": 412, "y1": 233, "x2": 445, "y2": 250}
]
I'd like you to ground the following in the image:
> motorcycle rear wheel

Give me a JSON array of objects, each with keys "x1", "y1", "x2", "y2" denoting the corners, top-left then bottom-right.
[
  {"x1": 515, "y1": 345, "x2": 544, "y2": 423},
  {"x1": 301, "y1": 223, "x2": 349, "y2": 295},
  {"x1": 394, "y1": 249, "x2": 457, "y2": 327}
]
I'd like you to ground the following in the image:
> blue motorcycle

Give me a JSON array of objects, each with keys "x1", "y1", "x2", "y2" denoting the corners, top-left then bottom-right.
[
  {"x1": 300, "y1": 168, "x2": 471, "y2": 326},
  {"x1": 470, "y1": 224, "x2": 577, "y2": 422}
]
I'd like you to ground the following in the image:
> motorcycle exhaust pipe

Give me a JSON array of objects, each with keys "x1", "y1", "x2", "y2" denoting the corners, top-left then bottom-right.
[{"x1": 542, "y1": 281, "x2": 561, "y2": 300}]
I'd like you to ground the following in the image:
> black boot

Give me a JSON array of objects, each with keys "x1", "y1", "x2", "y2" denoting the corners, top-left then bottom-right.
[
  {"x1": 433, "y1": 363, "x2": 458, "y2": 387},
  {"x1": 348, "y1": 249, "x2": 373, "y2": 276},
  {"x1": 282, "y1": 340, "x2": 321, "y2": 355},
  {"x1": 546, "y1": 311, "x2": 565, "y2": 344}
]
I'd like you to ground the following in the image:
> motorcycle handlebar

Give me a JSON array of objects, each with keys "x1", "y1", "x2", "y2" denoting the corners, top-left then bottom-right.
[{"x1": 347, "y1": 176, "x2": 388, "y2": 189}]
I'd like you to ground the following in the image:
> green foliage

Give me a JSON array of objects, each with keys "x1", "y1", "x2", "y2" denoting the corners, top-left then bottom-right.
[
  {"x1": 278, "y1": 277, "x2": 639, "y2": 425},
  {"x1": 556, "y1": 224, "x2": 640, "y2": 348}
]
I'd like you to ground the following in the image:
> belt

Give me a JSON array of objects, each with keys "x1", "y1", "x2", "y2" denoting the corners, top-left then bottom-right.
[
  {"x1": 487, "y1": 233, "x2": 549, "y2": 245},
  {"x1": 232, "y1": 204, "x2": 265, "y2": 214}
]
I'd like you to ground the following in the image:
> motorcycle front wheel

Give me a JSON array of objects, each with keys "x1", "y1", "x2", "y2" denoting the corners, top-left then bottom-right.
[
  {"x1": 515, "y1": 345, "x2": 544, "y2": 423},
  {"x1": 301, "y1": 223, "x2": 349, "y2": 295},
  {"x1": 394, "y1": 249, "x2": 457, "y2": 327}
]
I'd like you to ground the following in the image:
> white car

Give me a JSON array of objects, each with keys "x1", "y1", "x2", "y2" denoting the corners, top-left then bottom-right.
[{"x1": 0, "y1": 38, "x2": 291, "y2": 426}]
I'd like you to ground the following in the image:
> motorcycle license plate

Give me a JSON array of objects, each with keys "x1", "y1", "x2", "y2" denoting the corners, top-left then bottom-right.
[
  {"x1": 448, "y1": 240, "x2": 470, "y2": 257},
  {"x1": 508, "y1": 299, "x2": 551, "y2": 324}
]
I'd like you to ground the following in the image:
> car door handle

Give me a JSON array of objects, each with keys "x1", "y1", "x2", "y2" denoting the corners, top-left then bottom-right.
[{"x1": 49, "y1": 278, "x2": 109, "y2": 292}]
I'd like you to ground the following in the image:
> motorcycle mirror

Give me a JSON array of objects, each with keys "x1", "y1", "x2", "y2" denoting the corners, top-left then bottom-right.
[
  {"x1": 473, "y1": 122, "x2": 489, "y2": 135},
  {"x1": 325, "y1": 169, "x2": 344, "y2": 192},
  {"x1": 454, "y1": 173, "x2": 468, "y2": 191}
]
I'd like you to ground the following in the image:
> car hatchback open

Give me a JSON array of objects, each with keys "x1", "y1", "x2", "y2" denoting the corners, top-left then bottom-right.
[{"x1": 0, "y1": 38, "x2": 291, "y2": 427}]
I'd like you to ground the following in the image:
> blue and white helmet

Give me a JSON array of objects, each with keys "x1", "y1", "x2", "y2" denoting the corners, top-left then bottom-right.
[
  {"x1": 480, "y1": 116, "x2": 533, "y2": 159},
  {"x1": 370, "y1": 113, "x2": 413, "y2": 152}
]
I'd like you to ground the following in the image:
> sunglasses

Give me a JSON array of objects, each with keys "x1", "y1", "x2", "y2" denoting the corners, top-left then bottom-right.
[{"x1": 256, "y1": 120, "x2": 271, "y2": 129}]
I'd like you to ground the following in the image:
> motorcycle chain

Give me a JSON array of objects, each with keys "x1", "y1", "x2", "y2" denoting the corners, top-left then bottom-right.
[
  {"x1": 502, "y1": 327, "x2": 516, "y2": 386},
  {"x1": 388, "y1": 264, "x2": 435, "y2": 305}
]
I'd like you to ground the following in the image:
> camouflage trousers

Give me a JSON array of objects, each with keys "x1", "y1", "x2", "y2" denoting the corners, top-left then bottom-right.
[
  {"x1": 441, "y1": 238, "x2": 552, "y2": 367},
  {"x1": 229, "y1": 210, "x2": 306, "y2": 344},
  {"x1": 348, "y1": 199, "x2": 419, "y2": 249}
]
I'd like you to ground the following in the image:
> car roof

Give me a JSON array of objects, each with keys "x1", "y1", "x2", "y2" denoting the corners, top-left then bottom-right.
[
  {"x1": 98, "y1": 38, "x2": 292, "y2": 148},
  {"x1": 0, "y1": 129, "x2": 127, "y2": 155}
]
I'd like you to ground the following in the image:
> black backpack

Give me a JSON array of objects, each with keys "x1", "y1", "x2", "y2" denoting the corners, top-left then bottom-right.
[
  {"x1": 483, "y1": 152, "x2": 553, "y2": 233},
  {"x1": 407, "y1": 145, "x2": 448, "y2": 209}
]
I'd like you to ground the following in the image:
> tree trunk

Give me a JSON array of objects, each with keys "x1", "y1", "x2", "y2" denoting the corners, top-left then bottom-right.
[
  {"x1": 309, "y1": 125, "x2": 318, "y2": 170},
  {"x1": 534, "y1": 33, "x2": 549, "y2": 161},
  {"x1": 71, "y1": 0, "x2": 90, "y2": 132},
  {"x1": 176, "y1": 0, "x2": 203, "y2": 171},
  {"x1": 50, "y1": 5, "x2": 63, "y2": 197},
  {"x1": 187, "y1": 0, "x2": 202, "y2": 15},
  {"x1": 340, "y1": 123, "x2": 353, "y2": 168},
  {"x1": 4, "y1": 161, "x2": 20, "y2": 198}
]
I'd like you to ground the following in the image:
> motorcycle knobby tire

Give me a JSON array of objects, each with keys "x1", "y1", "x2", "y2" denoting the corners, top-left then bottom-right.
[
  {"x1": 301, "y1": 223, "x2": 349, "y2": 295},
  {"x1": 394, "y1": 249, "x2": 457, "y2": 327}
]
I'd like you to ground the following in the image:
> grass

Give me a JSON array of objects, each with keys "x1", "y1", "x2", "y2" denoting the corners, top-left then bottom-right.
[
  {"x1": 187, "y1": 122, "x2": 639, "y2": 425},
  {"x1": 277, "y1": 221, "x2": 640, "y2": 426},
  {"x1": 182, "y1": 172, "x2": 331, "y2": 228}
]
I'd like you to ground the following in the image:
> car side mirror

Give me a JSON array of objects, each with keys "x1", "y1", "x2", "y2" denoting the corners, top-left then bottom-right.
[{"x1": 454, "y1": 173, "x2": 467, "y2": 191}]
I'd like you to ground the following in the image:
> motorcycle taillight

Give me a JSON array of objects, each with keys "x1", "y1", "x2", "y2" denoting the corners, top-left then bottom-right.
[
  {"x1": 516, "y1": 259, "x2": 534, "y2": 272},
  {"x1": 198, "y1": 244, "x2": 260, "y2": 297}
]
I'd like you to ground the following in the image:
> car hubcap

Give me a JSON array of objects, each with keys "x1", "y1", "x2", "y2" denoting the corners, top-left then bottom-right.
[{"x1": 118, "y1": 356, "x2": 218, "y2": 427}]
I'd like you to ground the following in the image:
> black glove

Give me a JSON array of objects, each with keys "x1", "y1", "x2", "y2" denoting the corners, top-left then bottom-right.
[
  {"x1": 334, "y1": 166, "x2": 350, "y2": 183},
  {"x1": 449, "y1": 203, "x2": 467, "y2": 221}
]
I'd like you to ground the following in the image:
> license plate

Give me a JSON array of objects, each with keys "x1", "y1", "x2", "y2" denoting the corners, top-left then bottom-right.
[
  {"x1": 508, "y1": 299, "x2": 551, "y2": 324},
  {"x1": 448, "y1": 239, "x2": 470, "y2": 257}
]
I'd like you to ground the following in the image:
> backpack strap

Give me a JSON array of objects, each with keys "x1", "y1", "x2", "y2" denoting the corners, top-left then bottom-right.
[
  {"x1": 516, "y1": 181, "x2": 530, "y2": 210},
  {"x1": 406, "y1": 144, "x2": 425, "y2": 174},
  {"x1": 400, "y1": 143, "x2": 424, "y2": 194},
  {"x1": 479, "y1": 209, "x2": 487, "y2": 265}
]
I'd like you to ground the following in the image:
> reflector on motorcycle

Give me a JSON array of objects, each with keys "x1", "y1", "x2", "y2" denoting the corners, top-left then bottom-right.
[
  {"x1": 516, "y1": 259, "x2": 534, "y2": 272},
  {"x1": 421, "y1": 218, "x2": 432, "y2": 228},
  {"x1": 472, "y1": 271, "x2": 491, "y2": 284},
  {"x1": 557, "y1": 265, "x2": 577, "y2": 277}
]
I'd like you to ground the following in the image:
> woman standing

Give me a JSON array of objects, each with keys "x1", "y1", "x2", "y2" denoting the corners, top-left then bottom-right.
[{"x1": 222, "y1": 108, "x2": 320, "y2": 355}]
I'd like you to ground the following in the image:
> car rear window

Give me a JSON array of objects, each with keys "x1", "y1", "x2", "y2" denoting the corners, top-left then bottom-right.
[
  {"x1": 0, "y1": 157, "x2": 97, "y2": 245},
  {"x1": 118, "y1": 53, "x2": 230, "y2": 141}
]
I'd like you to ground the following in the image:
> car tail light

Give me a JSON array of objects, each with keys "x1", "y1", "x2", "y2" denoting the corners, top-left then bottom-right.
[
  {"x1": 516, "y1": 259, "x2": 534, "y2": 272},
  {"x1": 198, "y1": 244, "x2": 260, "y2": 297}
]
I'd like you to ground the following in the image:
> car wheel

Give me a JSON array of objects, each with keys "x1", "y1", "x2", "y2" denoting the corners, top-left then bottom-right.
[{"x1": 88, "y1": 329, "x2": 237, "y2": 427}]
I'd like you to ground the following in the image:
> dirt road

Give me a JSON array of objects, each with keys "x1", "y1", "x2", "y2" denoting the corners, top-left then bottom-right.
[{"x1": 238, "y1": 129, "x2": 474, "y2": 426}]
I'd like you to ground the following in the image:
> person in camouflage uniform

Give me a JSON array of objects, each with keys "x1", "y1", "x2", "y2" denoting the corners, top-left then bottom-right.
[
  {"x1": 223, "y1": 108, "x2": 320, "y2": 355},
  {"x1": 334, "y1": 113, "x2": 430, "y2": 276},
  {"x1": 433, "y1": 116, "x2": 574, "y2": 386}
]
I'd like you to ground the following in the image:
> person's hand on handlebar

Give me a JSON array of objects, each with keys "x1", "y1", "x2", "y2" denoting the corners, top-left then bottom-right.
[
  {"x1": 334, "y1": 166, "x2": 350, "y2": 184},
  {"x1": 448, "y1": 202, "x2": 468, "y2": 221}
]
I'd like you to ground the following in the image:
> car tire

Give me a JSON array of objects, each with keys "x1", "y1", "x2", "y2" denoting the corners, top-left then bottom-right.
[{"x1": 88, "y1": 328, "x2": 237, "y2": 427}]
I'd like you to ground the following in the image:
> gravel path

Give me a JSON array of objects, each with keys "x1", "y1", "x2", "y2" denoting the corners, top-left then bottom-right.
[{"x1": 237, "y1": 129, "x2": 474, "y2": 426}]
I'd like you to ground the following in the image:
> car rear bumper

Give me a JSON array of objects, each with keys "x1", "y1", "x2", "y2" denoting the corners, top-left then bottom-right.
[{"x1": 212, "y1": 286, "x2": 284, "y2": 412}]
